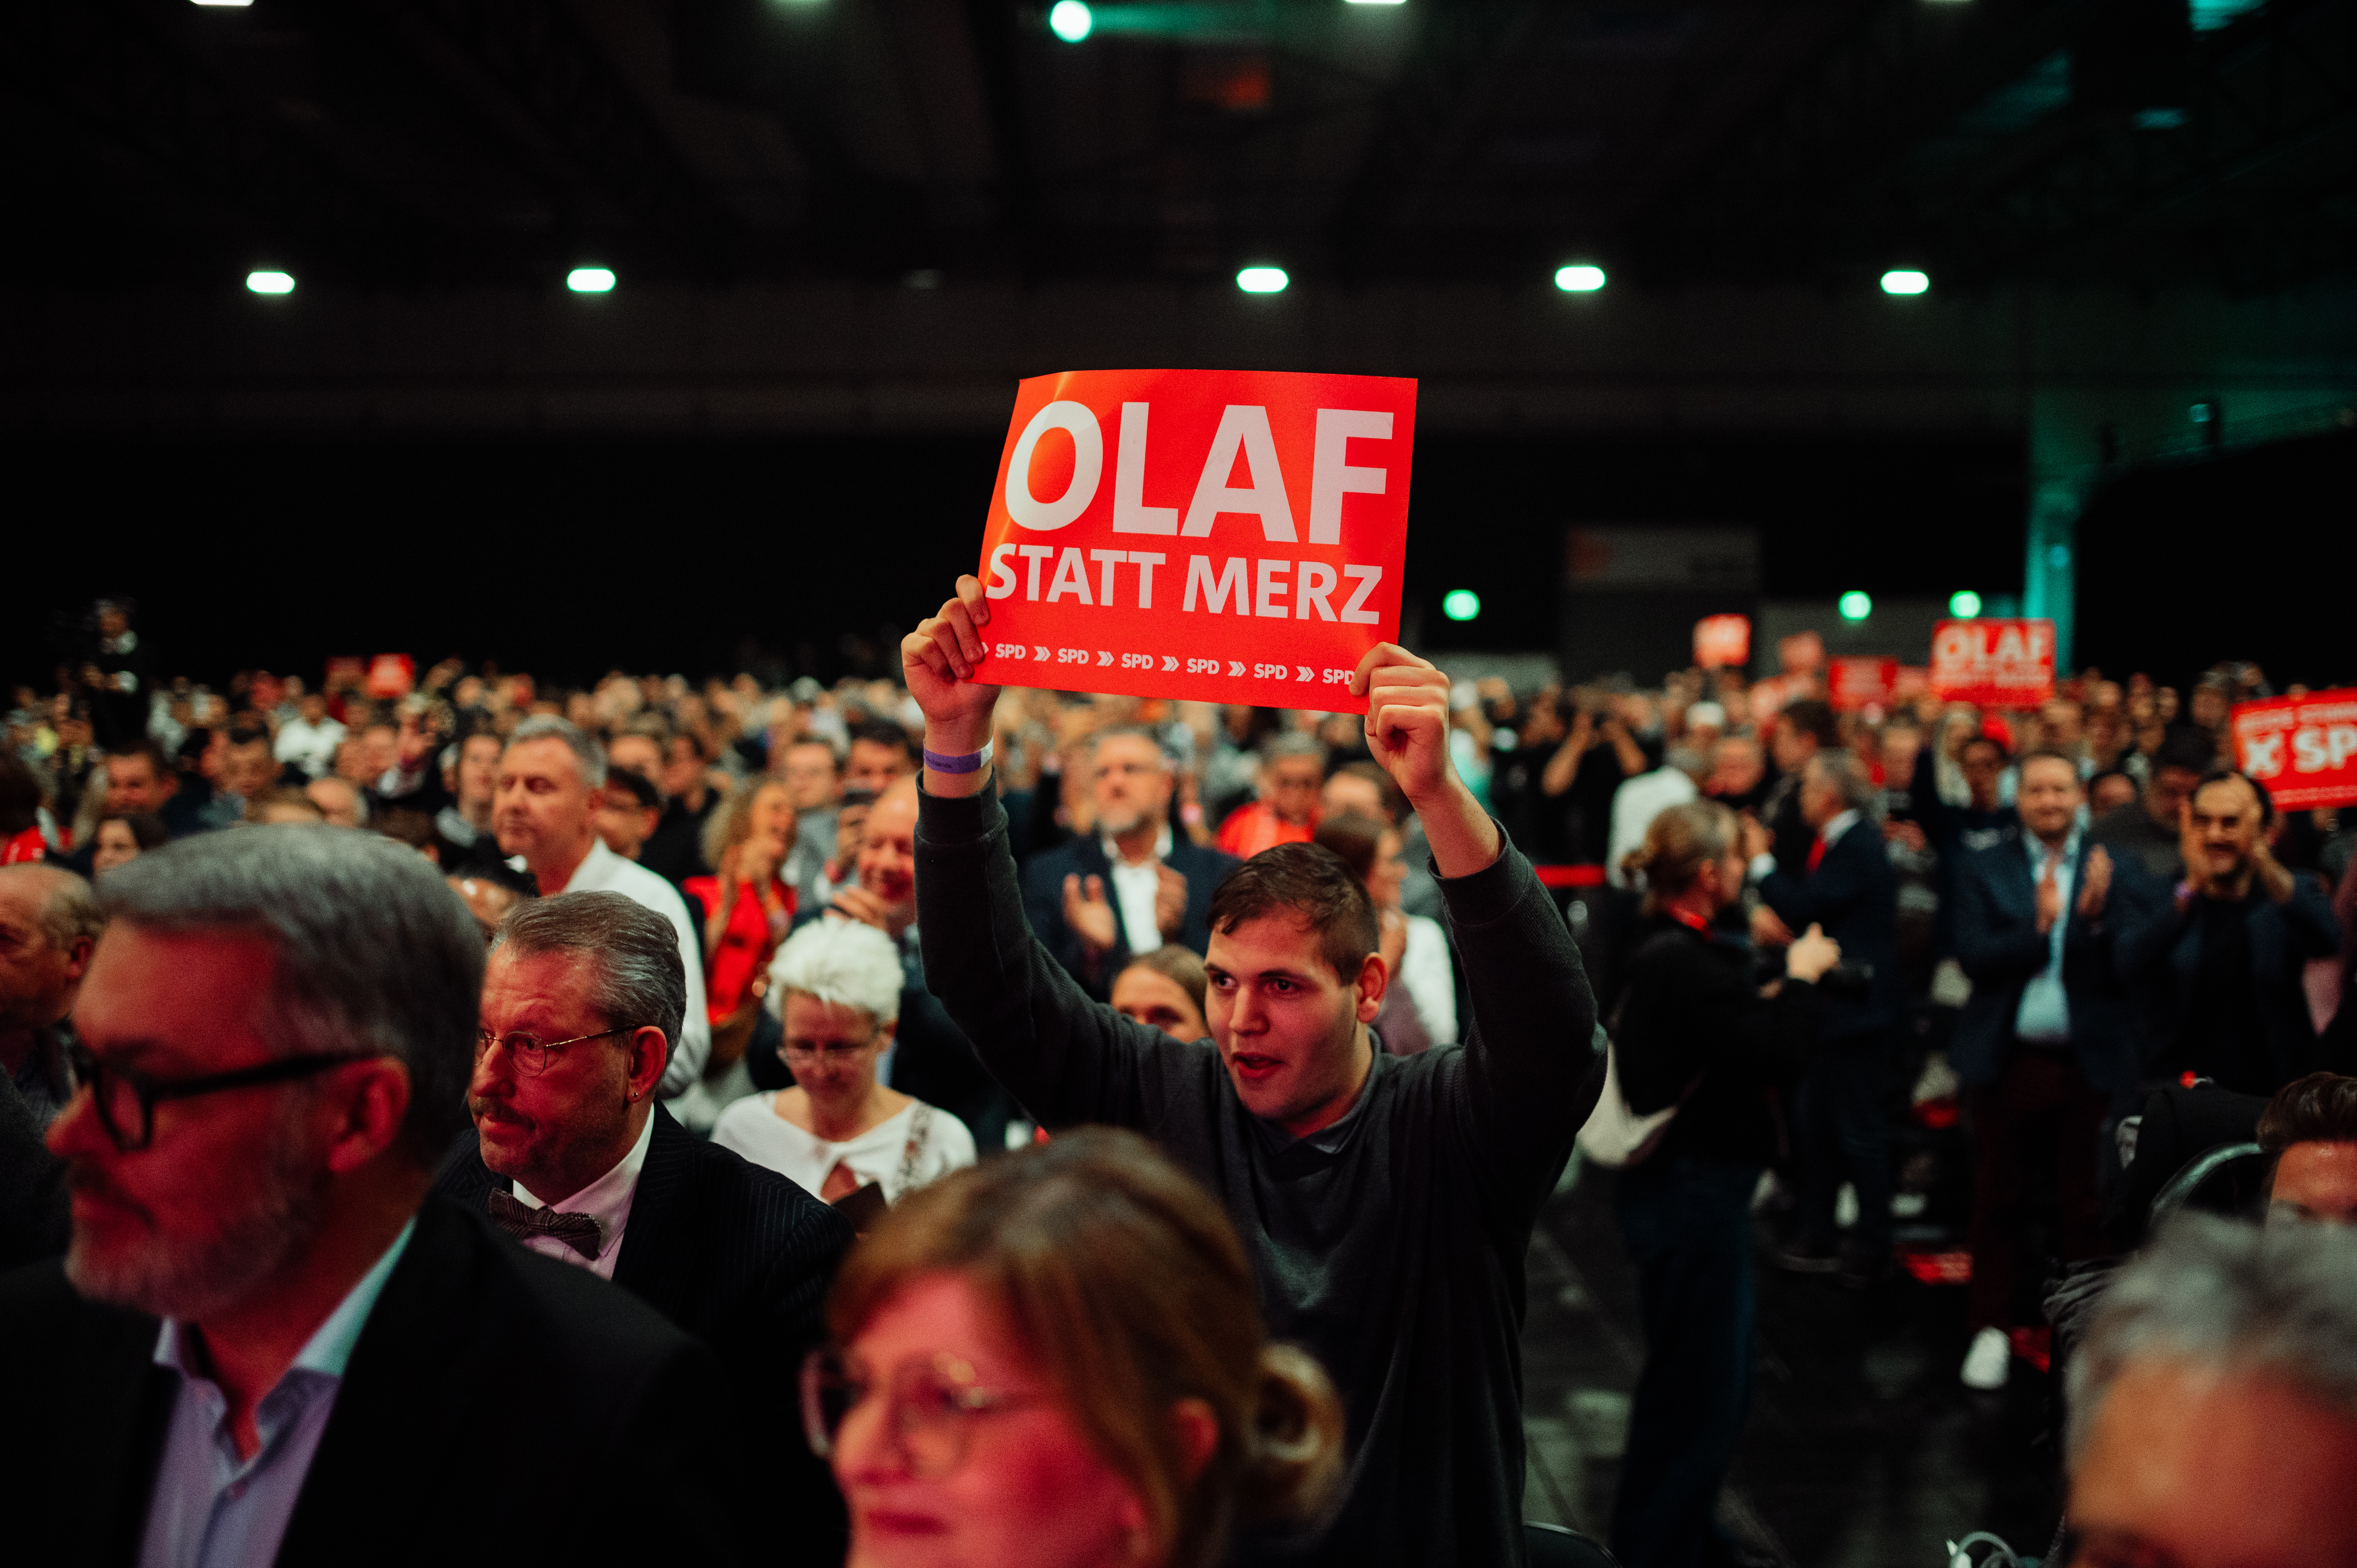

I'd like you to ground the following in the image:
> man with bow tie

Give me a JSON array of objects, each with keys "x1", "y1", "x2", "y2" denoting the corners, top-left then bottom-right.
[{"x1": 441, "y1": 890, "x2": 854, "y2": 1557}]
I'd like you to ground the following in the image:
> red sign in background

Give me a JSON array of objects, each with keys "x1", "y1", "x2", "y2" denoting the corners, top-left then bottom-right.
[
  {"x1": 1829, "y1": 656, "x2": 1900, "y2": 711},
  {"x1": 1928, "y1": 619, "x2": 2056, "y2": 708},
  {"x1": 1693, "y1": 614, "x2": 1750, "y2": 670},
  {"x1": 2233, "y1": 690, "x2": 2357, "y2": 810},
  {"x1": 971, "y1": 369, "x2": 1416, "y2": 712}
]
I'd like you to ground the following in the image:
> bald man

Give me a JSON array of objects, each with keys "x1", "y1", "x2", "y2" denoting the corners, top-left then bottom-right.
[{"x1": 0, "y1": 865, "x2": 104, "y2": 1128}]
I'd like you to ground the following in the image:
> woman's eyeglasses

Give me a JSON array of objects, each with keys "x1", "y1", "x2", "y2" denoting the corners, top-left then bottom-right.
[{"x1": 799, "y1": 1348, "x2": 1039, "y2": 1478}]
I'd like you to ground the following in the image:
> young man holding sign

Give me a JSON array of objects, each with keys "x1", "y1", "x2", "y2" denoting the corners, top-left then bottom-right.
[{"x1": 901, "y1": 575, "x2": 1600, "y2": 1567}]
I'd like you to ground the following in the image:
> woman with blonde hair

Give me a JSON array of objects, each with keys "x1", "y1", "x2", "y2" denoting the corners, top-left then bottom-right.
[
  {"x1": 1607, "y1": 799, "x2": 1840, "y2": 1568},
  {"x1": 805, "y1": 1127, "x2": 1344, "y2": 1568},
  {"x1": 684, "y1": 777, "x2": 798, "y2": 1027}
]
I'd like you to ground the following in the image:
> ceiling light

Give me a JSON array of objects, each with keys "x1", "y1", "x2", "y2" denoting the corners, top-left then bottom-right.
[
  {"x1": 566, "y1": 267, "x2": 616, "y2": 293},
  {"x1": 1838, "y1": 591, "x2": 1873, "y2": 621},
  {"x1": 1554, "y1": 264, "x2": 1606, "y2": 293},
  {"x1": 1048, "y1": 1, "x2": 1092, "y2": 42},
  {"x1": 1880, "y1": 269, "x2": 1930, "y2": 295},
  {"x1": 1948, "y1": 590, "x2": 1982, "y2": 618},
  {"x1": 245, "y1": 270, "x2": 295, "y2": 295},
  {"x1": 1236, "y1": 266, "x2": 1288, "y2": 294},
  {"x1": 191, "y1": 0, "x2": 254, "y2": 7},
  {"x1": 1442, "y1": 590, "x2": 1481, "y2": 622},
  {"x1": 1345, "y1": 0, "x2": 1409, "y2": 5}
]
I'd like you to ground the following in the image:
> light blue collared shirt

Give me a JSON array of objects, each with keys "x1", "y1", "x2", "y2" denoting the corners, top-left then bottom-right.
[
  {"x1": 138, "y1": 1218, "x2": 416, "y2": 1568},
  {"x1": 2013, "y1": 826, "x2": 2081, "y2": 1044}
]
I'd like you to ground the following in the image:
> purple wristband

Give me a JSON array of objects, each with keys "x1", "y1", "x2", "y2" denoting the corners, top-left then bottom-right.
[{"x1": 924, "y1": 741, "x2": 993, "y2": 775}]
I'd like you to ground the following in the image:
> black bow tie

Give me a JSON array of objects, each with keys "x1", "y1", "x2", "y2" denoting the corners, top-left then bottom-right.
[{"x1": 487, "y1": 1189, "x2": 604, "y2": 1260}]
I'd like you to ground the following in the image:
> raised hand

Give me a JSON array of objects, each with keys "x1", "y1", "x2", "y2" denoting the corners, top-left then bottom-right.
[
  {"x1": 900, "y1": 575, "x2": 1004, "y2": 757},
  {"x1": 2035, "y1": 853, "x2": 2064, "y2": 934},
  {"x1": 1063, "y1": 873, "x2": 1119, "y2": 956},
  {"x1": 1153, "y1": 863, "x2": 1188, "y2": 942},
  {"x1": 1352, "y1": 641, "x2": 1501, "y2": 877},
  {"x1": 2076, "y1": 845, "x2": 2113, "y2": 920},
  {"x1": 1785, "y1": 923, "x2": 1842, "y2": 984}
]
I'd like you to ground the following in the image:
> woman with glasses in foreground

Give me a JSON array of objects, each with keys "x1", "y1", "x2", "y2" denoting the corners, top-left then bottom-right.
[
  {"x1": 804, "y1": 1127, "x2": 1345, "y2": 1568},
  {"x1": 713, "y1": 916, "x2": 975, "y2": 1209}
]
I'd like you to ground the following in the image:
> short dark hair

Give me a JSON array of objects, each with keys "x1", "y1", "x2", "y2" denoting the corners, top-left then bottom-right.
[
  {"x1": 1959, "y1": 734, "x2": 2009, "y2": 765},
  {"x1": 2192, "y1": 766, "x2": 2274, "y2": 828},
  {"x1": 225, "y1": 724, "x2": 270, "y2": 750},
  {"x1": 101, "y1": 811, "x2": 170, "y2": 852},
  {"x1": 106, "y1": 737, "x2": 170, "y2": 776},
  {"x1": 1329, "y1": 760, "x2": 1406, "y2": 824},
  {"x1": 605, "y1": 767, "x2": 662, "y2": 811},
  {"x1": 1311, "y1": 812, "x2": 1387, "y2": 886},
  {"x1": 1206, "y1": 843, "x2": 1378, "y2": 984},
  {"x1": 2155, "y1": 726, "x2": 2221, "y2": 777},
  {"x1": 2017, "y1": 747, "x2": 2083, "y2": 783},
  {"x1": 1778, "y1": 700, "x2": 1839, "y2": 749},
  {"x1": 849, "y1": 722, "x2": 916, "y2": 761},
  {"x1": 2258, "y1": 1072, "x2": 2357, "y2": 1156}
]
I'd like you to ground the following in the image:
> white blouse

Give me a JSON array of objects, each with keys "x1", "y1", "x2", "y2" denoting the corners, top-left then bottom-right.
[{"x1": 711, "y1": 1094, "x2": 977, "y2": 1204}]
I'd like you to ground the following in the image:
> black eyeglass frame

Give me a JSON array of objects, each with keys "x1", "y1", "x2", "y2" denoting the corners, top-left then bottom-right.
[{"x1": 64, "y1": 1043, "x2": 381, "y2": 1154}]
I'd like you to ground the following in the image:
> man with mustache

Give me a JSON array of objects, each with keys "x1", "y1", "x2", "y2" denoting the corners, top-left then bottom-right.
[
  {"x1": 900, "y1": 575, "x2": 1602, "y2": 1568},
  {"x1": 0, "y1": 826, "x2": 749, "y2": 1568}
]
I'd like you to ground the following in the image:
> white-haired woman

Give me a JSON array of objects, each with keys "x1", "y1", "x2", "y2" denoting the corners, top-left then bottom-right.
[{"x1": 712, "y1": 917, "x2": 977, "y2": 1209}]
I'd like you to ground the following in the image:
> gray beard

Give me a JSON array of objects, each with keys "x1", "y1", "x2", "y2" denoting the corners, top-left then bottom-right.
[
  {"x1": 66, "y1": 1106, "x2": 332, "y2": 1323},
  {"x1": 1098, "y1": 805, "x2": 1151, "y2": 842}
]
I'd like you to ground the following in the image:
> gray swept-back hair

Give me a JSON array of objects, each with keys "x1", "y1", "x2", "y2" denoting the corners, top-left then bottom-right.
[
  {"x1": 506, "y1": 714, "x2": 607, "y2": 788},
  {"x1": 2066, "y1": 1213, "x2": 2357, "y2": 1460},
  {"x1": 493, "y1": 891, "x2": 685, "y2": 1050},
  {"x1": 1805, "y1": 747, "x2": 1882, "y2": 817},
  {"x1": 767, "y1": 917, "x2": 903, "y2": 1027},
  {"x1": 98, "y1": 824, "x2": 484, "y2": 1165}
]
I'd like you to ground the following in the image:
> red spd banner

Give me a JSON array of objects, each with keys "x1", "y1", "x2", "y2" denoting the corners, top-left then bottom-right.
[
  {"x1": 1829, "y1": 657, "x2": 1899, "y2": 711},
  {"x1": 2234, "y1": 690, "x2": 2357, "y2": 810},
  {"x1": 1929, "y1": 619, "x2": 2056, "y2": 708},
  {"x1": 973, "y1": 369, "x2": 1415, "y2": 711}
]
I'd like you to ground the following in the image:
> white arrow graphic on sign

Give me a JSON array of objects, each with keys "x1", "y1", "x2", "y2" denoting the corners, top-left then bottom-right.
[
  {"x1": 1228, "y1": 661, "x2": 1246, "y2": 677},
  {"x1": 1296, "y1": 666, "x2": 1314, "y2": 682},
  {"x1": 1034, "y1": 646, "x2": 1049, "y2": 661},
  {"x1": 1096, "y1": 651, "x2": 1113, "y2": 667},
  {"x1": 1161, "y1": 656, "x2": 1178, "y2": 672}
]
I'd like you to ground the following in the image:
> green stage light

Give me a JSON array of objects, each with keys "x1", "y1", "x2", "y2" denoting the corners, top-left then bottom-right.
[
  {"x1": 1442, "y1": 589, "x2": 1481, "y2": 622},
  {"x1": 1838, "y1": 591, "x2": 1873, "y2": 621},
  {"x1": 1048, "y1": 1, "x2": 1092, "y2": 42},
  {"x1": 1948, "y1": 590, "x2": 1982, "y2": 618}
]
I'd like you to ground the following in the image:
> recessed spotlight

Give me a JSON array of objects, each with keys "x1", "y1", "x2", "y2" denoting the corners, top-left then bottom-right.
[
  {"x1": 191, "y1": 0, "x2": 255, "y2": 8},
  {"x1": 566, "y1": 267, "x2": 616, "y2": 293},
  {"x1": 245, "y1": 270, "x2": 295, "y2": 295},
  {"x1": 1554, "y1": 264, "x2": 1606, "y2": 293},
  {"x1": 1880, "y1": 269, "x2": 1930, "y2": 295},
  {"x1": 1236, "y1": 266, "x2": 1288, "y2": 294},
  {"x1": 1048, "y1": 0, "x2": 1092, "y2": 42}
]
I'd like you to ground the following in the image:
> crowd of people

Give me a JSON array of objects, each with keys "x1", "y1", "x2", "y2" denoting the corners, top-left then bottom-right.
[{"x1": 4, "y1": 588, "x2": 2357, "y2": 1568}]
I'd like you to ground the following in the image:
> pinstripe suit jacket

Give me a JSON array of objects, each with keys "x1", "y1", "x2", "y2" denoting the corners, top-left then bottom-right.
[{"x1": 439, "y1": 1104, "x2": 856, "y2": 1555}]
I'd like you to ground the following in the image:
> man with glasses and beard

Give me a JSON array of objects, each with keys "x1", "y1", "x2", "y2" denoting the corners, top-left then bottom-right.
[{"x1": 0, "y1": 826, "x2": 751, "y2": 1568}]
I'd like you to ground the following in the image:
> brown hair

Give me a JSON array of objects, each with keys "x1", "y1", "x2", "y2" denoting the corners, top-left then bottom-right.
[
  {"x1": 2016, "y1": 747, "x2": 2083, "y2": 785},
  {"x1": 1310, "y1": 811, "x2": 1387, "y2": 887},
  {"x1": 1620, "y1": 799, "x2": 1738, "y2": 915},
  {"x1": 1206, "y1": 842, "x2": 1377, "y2": 983},
  {"x1": 1328, "y1": 760, "x2": 1406, "y2": 824},
  {"x1": 829, "y1": 1129, "x2": 1344, "y2": 1568},
  {"x1": 698, "y1": 777, "x2": 797, "y2": 874},
  {"x1": 2258, "y1": 1072, "x2": 2357, "y2": 1156},
  {"x1": 1122, "y1": 944, "x2": 1209, "y2": 1015}
]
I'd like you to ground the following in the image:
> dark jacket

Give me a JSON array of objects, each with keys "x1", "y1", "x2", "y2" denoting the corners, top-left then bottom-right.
[
  {"x1": 2116, "y1": 873, "x2": 2342, "y2": 1094},
  {"x1": 1757, "y1": 818, "x2": 1902, "y2": 1043},
  {"x1": 1950, "y1": 831, "x2": 2142, "y2": 1106},
  {"x1": 0, "y1": 1070, "x2": 68, "y2": 1270},
  {"x1": 1614, "y1": 913, "x2": 1819, "y2": 1168},
  {"x1": 437, "y1": 1104, "x2": 854, "y2": 1554},
  {"x1": 0, "y1": 1193, "x2": 751, "y2": 1568},
  {"x1": 1019, "y1": 831, "x2": 1239, "y2": 997},
  {"x1": 917, "y1": 784, "x2": 1600, "y2": 1568}
]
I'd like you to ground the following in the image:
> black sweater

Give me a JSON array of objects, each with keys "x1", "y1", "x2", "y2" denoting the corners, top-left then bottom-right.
[
  {"x1": 915, "y1": 785, "x2": 1600, "y2": 1568},
  {"x1": 1613, "y1": 913, "x2": 1820, "y2": 1169}
]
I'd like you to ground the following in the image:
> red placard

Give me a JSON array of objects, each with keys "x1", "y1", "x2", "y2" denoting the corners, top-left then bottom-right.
[
  {"x1": 972, "y1": 369, "x2": 1416, "y2": 711},
  {"x1": 2233, "y1": 690, "x2": 2357, "y2": 810},
  {"x1": 1928, "y1": 619, "x2": 2056, "y2": 709},
  {"x1": 1693, "y1": 614, "x2": 1750, "y2": 670},
  {"x1": 1829, "y1": 657, "x2": 1900, "y2": 711},
  {"x1": 365, "y1": 654, "x2": 416, "y2": 700}
]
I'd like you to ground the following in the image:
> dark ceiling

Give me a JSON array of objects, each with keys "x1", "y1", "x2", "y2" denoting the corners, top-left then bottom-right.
[{"x1": 5, "y1": 0, "x2": 2350, "y2": 294}]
